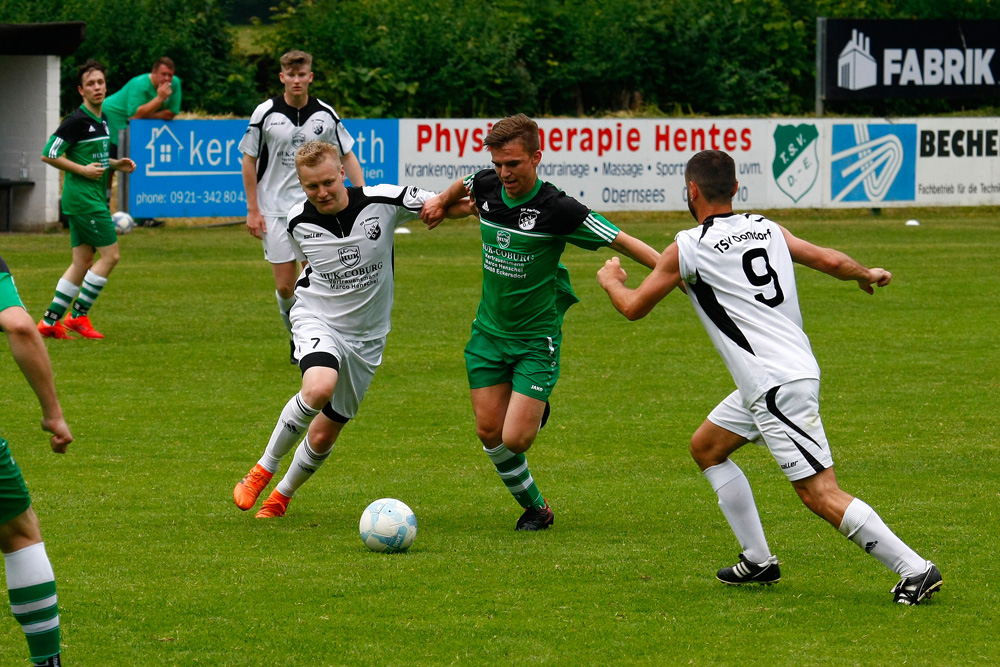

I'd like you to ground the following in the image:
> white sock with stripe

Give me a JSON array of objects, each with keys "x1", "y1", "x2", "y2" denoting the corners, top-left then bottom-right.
[
  {"x1": 257, "y1": 392, "x2": 320, "y2": 473},
  {"x1": 5, "y1": 542, "x2": 60, "y2": 663},
  {"x1": 838, "y1": 498, "x2": 928, "y2": 578},
  {"x1": 276, "y1": 437, "x2": 331, "y2": 497},
  {"x1": 276, "y1": 291, "x2": 295, "y2": 333},
  {"x1": 704, "y1": 459, "x2": 772, "y2": 564}
]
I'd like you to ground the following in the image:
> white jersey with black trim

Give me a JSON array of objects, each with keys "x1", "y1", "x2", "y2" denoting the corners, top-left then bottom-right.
[
  {"x1": 285, "y1": 184, "x2": 434, "y2": 341},
  {"x1": 240, "y1": 95, "x2": 356, "y2": 218},
  {"x1": 675, "y1": 212, "x2": 820, "y2": 404}
]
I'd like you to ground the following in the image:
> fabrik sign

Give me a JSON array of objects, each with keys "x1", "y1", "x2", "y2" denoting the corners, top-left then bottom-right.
[{"x1": 818, "y1": 19, "x2": 1000, "y2": 100}]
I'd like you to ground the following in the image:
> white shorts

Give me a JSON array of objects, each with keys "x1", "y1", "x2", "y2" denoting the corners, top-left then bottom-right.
[
  {"x1": 707, "y1": 379, "x2": 834, "y2": 482},
  {"x1": 292, "y1": 316, "x2": 385, "y2": 421},
  {"x1": 262, "y1": 215, "x2": 296, "y2": 264}
]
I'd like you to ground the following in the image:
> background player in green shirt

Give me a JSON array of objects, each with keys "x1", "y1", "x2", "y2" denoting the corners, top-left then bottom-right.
[
  {"x1": 39, "y1": 59, "x2": 136, "y2": 341},
  {"x1": 0, "y1": 255, "x2": 74, "y2": 667},
  {"x1": 102, "y1": 56, "x2": 181, "y2": 228},
  {"x1": 422, "y1": 114, "x2": 659, "y2": 530}
]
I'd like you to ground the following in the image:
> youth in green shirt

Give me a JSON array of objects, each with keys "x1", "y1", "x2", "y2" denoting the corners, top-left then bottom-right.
[
  {"x1": 38, "y1": 59, "x2": 135, "y2": 341},
  {"x1": 103, "y1": 57, "x2": 181, "y2": 147}
]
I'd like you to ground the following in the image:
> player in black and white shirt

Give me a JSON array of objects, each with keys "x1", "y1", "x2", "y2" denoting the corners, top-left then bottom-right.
[
  {"x1": 240, "y1": 50, "x2": 366, "y2": 363},
  {"x1": 233, "y1": 141, "x2": 470, "y2": 518},
  {"x1": 598, "y1": 150, "x2": 941, "y2": 605}
]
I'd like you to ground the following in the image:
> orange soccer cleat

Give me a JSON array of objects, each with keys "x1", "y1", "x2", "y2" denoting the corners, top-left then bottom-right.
[
  {"x1": 256, "y1": 489, "x2": 291, "y2": 519},
  {"x1": 233, "y1": 464, "x2": 273, "y2": 511},
  {"x1": 63, "y1": 315, "x2": 104, "y2": 339},
  {"x1": 37, "y1": 319, "x2": 74, "y2": 340}
]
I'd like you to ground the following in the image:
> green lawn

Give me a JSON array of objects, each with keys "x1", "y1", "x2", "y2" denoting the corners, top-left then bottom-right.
[{"x1": 1, "y1": 209, "x2": 997, "y2": 665}]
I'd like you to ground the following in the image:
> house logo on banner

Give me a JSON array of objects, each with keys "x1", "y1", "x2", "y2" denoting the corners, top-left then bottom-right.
[
  {"x1": 772, "y1": 124, "x2": 819, "y2": 203},
  {"x1": 838, "y1": 30, "x2": 877, "y2": 91},
  {"x1": 830, "y1": 123, "x2": 917, "y2": 203}
]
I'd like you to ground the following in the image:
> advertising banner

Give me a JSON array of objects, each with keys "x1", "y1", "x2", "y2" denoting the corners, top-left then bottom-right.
[
  {"x1": 818, "y1": 19, "x2": 1000, "y2": 101},
  {"x1": 125, "y1": 117, "x2": 1000, "y2": 217}
]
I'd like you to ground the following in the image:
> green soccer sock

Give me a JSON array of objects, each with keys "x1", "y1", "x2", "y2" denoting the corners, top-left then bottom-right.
[
  {"x1": 483, "y1": 443, "x2": 545, "y2": 509},
  {"x1": 42, "y1": 279, "x2": 79, "y2": 325},
  {"x1": 71, "y1": 270, "x2": 108, "y2": 317},
  {"x1": 4, "y1": 543, "x2": 61, "y2": 664}
]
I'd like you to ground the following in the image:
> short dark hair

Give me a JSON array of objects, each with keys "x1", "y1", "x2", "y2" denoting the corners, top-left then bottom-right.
[
  {"x1": 77, "y1": 58, "x2": 107, "y2": 86},
  {"x1": 280, "y1": 50, "x2": 313, "y2": 71},
  {"x1": 484, "y1": 114, "x2": 540, "y2": 154},
  {"x1": 685, "y1": 150, "x2": 736, "y2": 204},
  {"x1": 152, "y1": 57, "x2": 175, "y2": 72}
]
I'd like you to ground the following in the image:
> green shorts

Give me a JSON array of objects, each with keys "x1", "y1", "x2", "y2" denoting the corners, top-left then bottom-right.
[
  {"x1": 0, "y1": 437, "x2": 32, "y2": 525},
  {"x1": 464, "y1": 321, "x2": 561, "y2": 400},
  {"x1": 68, "y1": 210, "x2": 117, "y2": 248}
]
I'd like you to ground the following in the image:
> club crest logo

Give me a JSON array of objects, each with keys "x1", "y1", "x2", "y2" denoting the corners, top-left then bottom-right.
[
  {"x1": 292, "y1": 132, "x2": 306, "y2": 148},
  {"x1": 497, "y1": 230, "x2": 511, "y2": 249},
  {"x1": 339, "y1": 245, "x2": 361, "y2": 267},
  {"x1": 518, "y1": 208, "x2": 539, "y2": 231},
  {"x1": 362, "y1": 220, "x2": 381, "y2": 241},
  {"x1": 312, "y1": 118, "x2": 324, "y2": 135},
  {"x1": 773, "y1": 124, "x2": 820, "y2": 203}
]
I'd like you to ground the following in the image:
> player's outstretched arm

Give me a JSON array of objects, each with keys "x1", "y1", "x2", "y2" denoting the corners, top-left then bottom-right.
[
  {"x1": 609, "y1": 230, "x2": 660, "y2": 270},
  {"x1": 780, "y1": 226, "x2": 891, "y2": 294},
  {"x1": 598, "y1": 243, "x2": 682, "y2": 321},
  {"x1": 420, "y1": 178, "x2": 469, "y2": 229},
  {"x1": 0, "y1": 306, "x2": 73, "y2": 453},
  {"x1": 342, "y1": 151, "x2": 366, "y2": 187}
]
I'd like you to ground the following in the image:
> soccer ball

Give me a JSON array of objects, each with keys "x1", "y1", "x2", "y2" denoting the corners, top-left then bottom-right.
[
  {"x1": 359, "y1": 498, "x2": 417, "y2": 553},
  {"x1": 112, "y1": 211, "x2": 135, "y2": 235}
]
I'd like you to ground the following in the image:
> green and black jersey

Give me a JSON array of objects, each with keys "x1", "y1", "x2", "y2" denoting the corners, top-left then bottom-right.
[
  {"x1": 465, "y1": 170, "x2": 620, "y2": 339},
  {"x1": 42, "y1": 106, "x2": 112, "y2": 215}
]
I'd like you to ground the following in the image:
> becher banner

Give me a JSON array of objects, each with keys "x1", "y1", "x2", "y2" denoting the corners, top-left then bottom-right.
[{"x1": 818, "y1": 18, "x2": 1000, "y2": 101}]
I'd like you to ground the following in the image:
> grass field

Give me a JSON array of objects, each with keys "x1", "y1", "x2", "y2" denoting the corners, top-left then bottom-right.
[{"x1": 1, "y1": 208, "x2": 997, "y2": 665}]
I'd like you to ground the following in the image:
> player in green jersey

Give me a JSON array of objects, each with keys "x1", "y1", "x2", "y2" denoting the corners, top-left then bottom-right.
[
  {"x1": 0, "y1": 255, "x2": 74, "y2": 667},
  {"x1": 38, "y1": 59, "x2": 136, "y2": 341},
  {"x1": 422, "y1": 114, "x2": 659, "y2": 530}
]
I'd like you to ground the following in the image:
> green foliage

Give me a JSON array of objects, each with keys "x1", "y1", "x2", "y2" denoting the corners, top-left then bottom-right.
[
  {"x1": 4, "y1": 0, "x2": 1000, "y2": 118},
  {"x1": 1, "y1": 210, "x2": 999, "y2": 663},
  {"x1": 0, "y1": 0, "x2": 258, "y2": 116}
]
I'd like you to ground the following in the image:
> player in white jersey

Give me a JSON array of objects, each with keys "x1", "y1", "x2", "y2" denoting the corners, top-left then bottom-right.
[
  {"x1": 233, "y1": 141, "x2": 470, "y2": 518},
  {"x1": 598, "y1": 150, "x2": 941, "y2": 605},
  {"x1": 240, "y1": 50, "x2": 366, "y2": 363}
]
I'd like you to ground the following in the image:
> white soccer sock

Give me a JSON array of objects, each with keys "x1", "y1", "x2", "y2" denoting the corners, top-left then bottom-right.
[
  {"x1": 257, "y1": 392, "x2": 320, "y2": 473},
  {"x1": 276, "y1": 291, "x2": 295, "y2": 334},
  {"x1": 275, "y1": 437, "x2": 331, "y2": 497},
  {"x1": 838, "y1": 498, "x2": 928, "y2": 578},
  {"x1": 703, "y1": 460, "x2": 772, "y2": 564}
]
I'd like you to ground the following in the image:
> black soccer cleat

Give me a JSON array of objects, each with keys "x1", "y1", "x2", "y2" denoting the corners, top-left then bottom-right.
[
  {"x1": 516, "y1": 499, "x2": 553, "y2": 531},
  {"x1": 891, "y1": 563, "x2": 942, "y2": 605},
  {"x1": 716, "y1": 553, "x2": 781, "y2": 585},
  {"x1": 289, "y1": 339, "x2": 298, "y2": 365}
]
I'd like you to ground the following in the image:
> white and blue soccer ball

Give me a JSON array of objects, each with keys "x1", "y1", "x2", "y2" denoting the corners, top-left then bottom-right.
[
  {"x1": 359, "y1": 498, "x2": 417, "y2": 553},
  {"x1": 112, "y1": 211, "x2": 135, "y2": 235}
]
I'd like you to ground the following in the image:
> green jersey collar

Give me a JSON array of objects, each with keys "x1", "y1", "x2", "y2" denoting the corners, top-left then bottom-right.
[
  {"x1": 81, "y1": 104, "x2": 103, "y2": 122},
  {"x1": 500, "y1": 178, "x2": 543, "y2": 208}
]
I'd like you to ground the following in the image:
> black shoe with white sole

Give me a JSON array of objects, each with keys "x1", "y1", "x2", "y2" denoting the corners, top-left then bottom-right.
[
  {"x1": 717, "y1": 553, "x2": 781, "y2": 585},
  {"x1": 891, "y1": 563, "x2": 942, "y2": 605}
]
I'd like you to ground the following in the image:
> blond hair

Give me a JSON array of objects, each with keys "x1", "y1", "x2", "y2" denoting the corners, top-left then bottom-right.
[{"x1": 295, "y1": 141, "x2": 342, "y2": 170}]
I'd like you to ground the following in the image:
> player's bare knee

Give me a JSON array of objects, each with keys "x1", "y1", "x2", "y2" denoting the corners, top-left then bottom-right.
[
  {"x1": 300, "y1": 380, "x2": 335, "y2": 408},
  {"x1": 690, "y1": 434, "x2": 723, "y2": 469}
]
